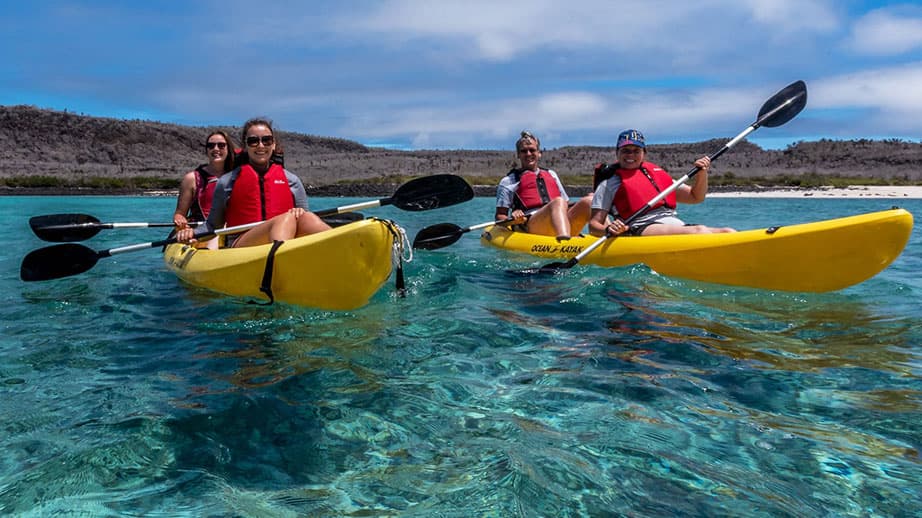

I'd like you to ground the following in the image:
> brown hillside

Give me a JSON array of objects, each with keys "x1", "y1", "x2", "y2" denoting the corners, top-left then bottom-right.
[{"x1": 2, "y1": 105, "x2": 921, "y2": 192}]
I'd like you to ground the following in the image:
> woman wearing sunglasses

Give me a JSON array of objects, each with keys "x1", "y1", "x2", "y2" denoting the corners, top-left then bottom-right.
[
  {"x1": 172, "y1": 130, "x2": 236, "y2": 232},
  {"x1": 176, "y1": 118, "x2": 331, "y2": 248}
]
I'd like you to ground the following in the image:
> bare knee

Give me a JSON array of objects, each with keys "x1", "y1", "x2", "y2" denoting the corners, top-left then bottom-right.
[
  {"x1": 269, "y1": 212, "x2": 298, "y2": 240},
  {"x1": 297, "y1": 212, "x2": 332, "y2": 236},
  {"x1": 548, "y1": 197, "x2": 568, "y2": 210}
]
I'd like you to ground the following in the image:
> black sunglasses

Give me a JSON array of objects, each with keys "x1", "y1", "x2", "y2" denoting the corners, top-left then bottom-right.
[
  {"x1": 205, "y1": 142, "x2": 227, "y2": 150},
  {"x1": 245, "y1": 135, "x2": 275, "y2": 147}
]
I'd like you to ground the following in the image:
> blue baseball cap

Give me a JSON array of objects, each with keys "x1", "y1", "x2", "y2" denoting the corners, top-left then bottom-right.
[{"x1": 617, "y1": 129, "x2": 645, "y2": 148}]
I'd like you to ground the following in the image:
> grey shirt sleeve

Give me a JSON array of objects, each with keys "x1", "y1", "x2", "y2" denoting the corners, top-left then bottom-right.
[
  {"x1": 591, "y1": 175, "x2": 620, "y2": 212},
  {"x1": 286, "y1": 169, "x2": 310, "y2": 210},
  {"x1": 496, "y1": 173, "x2": 517, "y2": 209}
]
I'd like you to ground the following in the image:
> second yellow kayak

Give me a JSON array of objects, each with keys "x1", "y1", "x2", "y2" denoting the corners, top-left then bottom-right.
[{"x1": 480, "y1": 208, "x2": 913, "y2": 292}]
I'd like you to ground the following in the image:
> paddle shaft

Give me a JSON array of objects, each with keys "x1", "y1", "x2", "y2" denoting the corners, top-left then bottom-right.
[
  {"x1": 413, "y1": 208, "x2": 540, "y2": 250},
  {"x1": 315, "y1": 199, "x2": 391, "y2": 217},
  {"x1": 281, "y1": 173, "x2": 472, "y2": 218},
  {"x1": 437, "y1": 211, "x2": 534, "y2": 237},
  {"x1": 101, "y1": 221, "x2": 263, "y2": 257},
  {"x1": 41, "y1": 221, "x2": 182, "y2": 231},
  {"x1": 429, "y1": 215, "x2": 525, "y2": 241},
  {"x1": 412, "y1": 219, "x2": 508, "y2": 250}
]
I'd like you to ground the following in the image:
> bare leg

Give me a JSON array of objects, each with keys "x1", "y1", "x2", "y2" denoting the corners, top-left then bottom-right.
[
  {"x1": 525, "y1": 197, "x2": 571, "y2": 238},
  {"x1": 231, "y1": 212, "x2": 298, "y2": 248},
  {"x1": 567, "y1": 194, "x2": 593, "y2": 236},
  {"x1": 296, "y1": 212, "x2": 332, "y2": 236}
]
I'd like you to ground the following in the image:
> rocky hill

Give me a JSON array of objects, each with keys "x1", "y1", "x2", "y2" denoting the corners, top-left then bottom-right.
[{"x1": 2, "y1": 105, "x2": 921, "y2": 195}]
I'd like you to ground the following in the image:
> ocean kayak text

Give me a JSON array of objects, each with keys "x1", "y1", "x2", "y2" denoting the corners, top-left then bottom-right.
[{"x1": 530, "y1": 244, "x2": 584, "y2": 254}]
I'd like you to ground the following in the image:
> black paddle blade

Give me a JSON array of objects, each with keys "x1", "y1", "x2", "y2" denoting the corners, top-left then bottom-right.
[
  {"x1": 757, "y1": 80, "x2": 807, "y2": 128},
  {"x1": 412, "y1": 223, "x2": 466, "y2": 250},
  {"x1": 391, "y1": 174, "x2": 474, "y2": 211},
  {"x1": 322, "y1": 212, "x2": 364, "y2": 227},
  {"x1": 29, "y1": 213, "x2": 102, "y2": 242},
  {"x1": 20, "y1": 243, "x2": 101, "y2": 281}
]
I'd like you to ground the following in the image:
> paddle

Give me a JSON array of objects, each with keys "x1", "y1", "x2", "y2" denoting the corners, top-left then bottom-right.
[
  {"x1": 29, "y1": 214, "x2": 181, "y2": 242},
  {"x1": 413, "y1": 209, "x2": 539, "y2": 250},
  {"x1": 20, "y1": 220, "x2": 265, "y2": 281},
  {"x1": 21, "y1": 174, "x2": 474, "y2": 281},
  {"x1": 517, "y1": 80, "x2": 808, "y2": 275},
  {"x1": 312, "y1": 173, "x2": 474, "y2": 216},
  {"x1": 30, "y1": 212, "x2": 366, "y2": 242}
]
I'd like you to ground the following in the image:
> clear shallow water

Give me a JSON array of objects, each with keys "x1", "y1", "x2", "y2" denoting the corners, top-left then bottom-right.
[{"x1": 2, "y1": 195, "x2": 921, "y2": 516}]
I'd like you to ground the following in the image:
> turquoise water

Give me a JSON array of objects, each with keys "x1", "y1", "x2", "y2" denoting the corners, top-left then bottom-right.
[{"x1": 2, "y1": 195, "x2": 921, "y2": 516}]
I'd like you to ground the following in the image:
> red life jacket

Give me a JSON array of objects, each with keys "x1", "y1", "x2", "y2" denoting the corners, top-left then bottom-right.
[
  {"x1": 514, "y1": 169, "x2": 563, "y2": 210},
  {"x1": 225, "y1": 163, "x2": 295, "y2": 227},
  {"x1": 607, "y1": 161, "x2": 676, "y2": 218},
  {"x1": 190, "y1": 165, "x2": 218, "y2": 222}
]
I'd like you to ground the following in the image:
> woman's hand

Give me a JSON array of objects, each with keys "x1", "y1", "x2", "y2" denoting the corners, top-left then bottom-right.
[
  {"x1": 288, "y1": 208, "x2": 306, "y2": 218},
  {"x1": 510, "y1": 209, "x2": 527, "y2": 224},
  {"x1": 694, "y1": 156, "x2": 711, "y2": 172}
]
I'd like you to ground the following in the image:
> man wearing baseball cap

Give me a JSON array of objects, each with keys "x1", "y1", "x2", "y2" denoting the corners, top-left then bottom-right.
[{"x1": 589, "y1": 129, "x2": 735, "y2": 237}]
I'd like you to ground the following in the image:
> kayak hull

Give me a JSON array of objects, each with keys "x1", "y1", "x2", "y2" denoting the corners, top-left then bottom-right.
[
  {"x1": 480, "y1": 208, "x2": 914, "y2": 292},
  {"x1": 164, "y1": 218, "x2": 400, "y2": 310}
]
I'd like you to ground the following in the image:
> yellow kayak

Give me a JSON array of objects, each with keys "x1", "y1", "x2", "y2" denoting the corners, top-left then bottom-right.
[
  {"x1": 480, "y1": 208, "x2": 914, "y2": 292},
  {"x1": 164, "y1": 218, "x2": 403, "y2": 310}
]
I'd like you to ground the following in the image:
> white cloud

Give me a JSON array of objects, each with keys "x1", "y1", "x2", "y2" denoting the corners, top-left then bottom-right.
[
  {"x1": 346, "y1": 0, "x2": 839, "y2": 63},
  {"x1": 846, "y1": 7, "x2": 922, "y2": 56},
  {"x1": 811, "y1": 62, "x2": 922, "y2": 112},
  {"x1": 737, "y1": 0, "x2": 840, "y2": 32},
  {"x1": 340, "y1": 84, "x2": 789, "y2": 148},
  {"x1": 12, "y1": 1, "x2": 922, "y2": 149}
]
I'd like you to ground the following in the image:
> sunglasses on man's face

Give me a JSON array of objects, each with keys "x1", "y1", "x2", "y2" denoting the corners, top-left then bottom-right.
[
  {"x1": 205, "y1": 142, "x2": 227, "y2": 150},
  {"x1": 245, "y1": 135, "x2": 275, "y2": 147}
]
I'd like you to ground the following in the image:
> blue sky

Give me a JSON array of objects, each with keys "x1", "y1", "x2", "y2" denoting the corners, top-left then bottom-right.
[{"x1": 2, "y1": 0, "x2": 921, "y2": 150}]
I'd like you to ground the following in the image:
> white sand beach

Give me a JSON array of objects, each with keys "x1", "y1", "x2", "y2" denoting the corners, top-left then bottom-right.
[{"x1": 709, "y1": 185, "x2": 922, "y2": 199}]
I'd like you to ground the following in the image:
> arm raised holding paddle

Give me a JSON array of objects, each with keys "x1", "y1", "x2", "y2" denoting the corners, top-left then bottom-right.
[
  {"x1": 518, "y1": 80, "x2": 808, "y2": 275},
  {"x1": 589, "y1": 136, "x2": 735, "y2": 237}
]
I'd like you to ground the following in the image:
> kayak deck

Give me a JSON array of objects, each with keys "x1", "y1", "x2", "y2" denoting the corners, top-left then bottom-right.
[
  {"x1": 480, "y1": 208, "x2": 914, "y2": 292},
  {"x1": 164, "y1": 218, "x2": 402, "y2": 310}
]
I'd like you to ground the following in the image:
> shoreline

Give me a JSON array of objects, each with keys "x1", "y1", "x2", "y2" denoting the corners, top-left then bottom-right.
[
  {"x1": 3, "y1": 185, "x2": 922, "y2": 199},
  {"x1": 706, "y1": 185, "x2": 922, "y2": 198}
]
